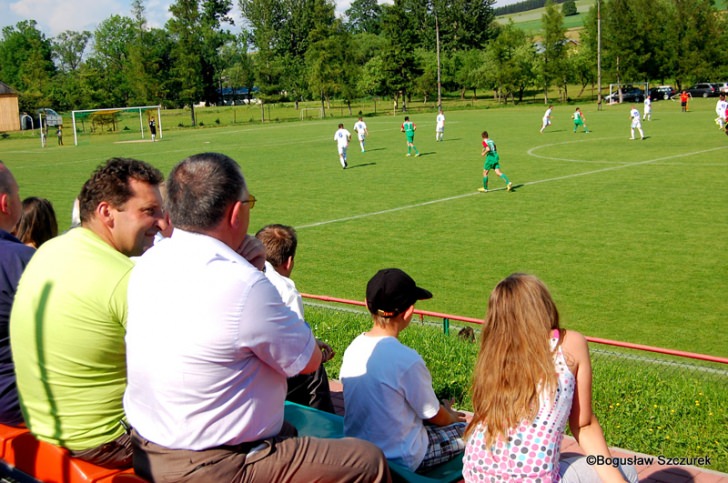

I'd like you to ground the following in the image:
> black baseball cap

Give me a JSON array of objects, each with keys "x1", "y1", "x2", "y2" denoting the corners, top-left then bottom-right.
[{"x1": 366, "y1": 268, "x2": 433, "y2": 317}]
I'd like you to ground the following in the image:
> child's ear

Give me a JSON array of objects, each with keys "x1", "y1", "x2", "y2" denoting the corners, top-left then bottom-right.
[{"x1": 404, "y1": 305, "x2": 415, "y2": 319}]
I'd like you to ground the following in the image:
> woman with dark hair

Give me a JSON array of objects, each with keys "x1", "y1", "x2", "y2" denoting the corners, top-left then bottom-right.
[{"x1": 14, "y1": 197, "x2": 58, "y2": 248}]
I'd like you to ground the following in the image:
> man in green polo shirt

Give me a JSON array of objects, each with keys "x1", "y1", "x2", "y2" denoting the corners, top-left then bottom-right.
[{"x1": 10, "y1": 158, "x2": 164, "y2": 468}]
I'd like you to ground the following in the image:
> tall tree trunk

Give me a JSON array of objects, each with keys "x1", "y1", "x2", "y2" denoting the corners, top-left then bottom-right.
[{"x1": 190, "y1": 104, "x2": 196, "y2": 126}]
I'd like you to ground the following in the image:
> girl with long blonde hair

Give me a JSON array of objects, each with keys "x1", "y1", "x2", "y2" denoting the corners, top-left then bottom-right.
[{"x1": 463, "y1": 274, "x2": 637, "y2": 482}]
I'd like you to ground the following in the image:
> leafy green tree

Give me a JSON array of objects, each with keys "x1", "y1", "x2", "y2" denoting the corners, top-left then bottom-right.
[
  {"x1": 51, "y1": 30, "x2": 92, "y2": 110},
  {"x1": 539, "y1": 0, "x2": 567, "y2": 102},
  {"x1": 432, "y1": 0, "x2": 497, "y2": 52},
  {"x1": 52, "y1": 30, "x2": 91, "y2": 73},
  {"x1": 0, "y1": 21, "x2": 56, "y2": 110},
  {"x1": 380, "y1": 1, "x2": 421, "y2": 109},
  {"x1": 167, "y1": 0, "x2": 204, "y2": 123},
  {"x1": 87, "y1": 15, "x2": 135, "y2": 106},
  {"x1": 486, "y1": 21, "x2": 535, "y2": 103},
  {"x1": 562, "y1": 0, "x2": 577, "y2": 16},
  {"x1": 345, "y1": 0, "x2": 383, "y2": 34}
]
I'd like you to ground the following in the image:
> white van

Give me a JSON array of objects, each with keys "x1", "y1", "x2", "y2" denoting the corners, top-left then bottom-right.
[{"x1": 37, "y1": 108, "x2": 63, "y2": 127}]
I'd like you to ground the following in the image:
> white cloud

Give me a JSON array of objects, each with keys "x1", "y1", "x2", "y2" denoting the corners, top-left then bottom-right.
[{"x1": 9, "y1": 0, "x2": 126, "y2": 35}]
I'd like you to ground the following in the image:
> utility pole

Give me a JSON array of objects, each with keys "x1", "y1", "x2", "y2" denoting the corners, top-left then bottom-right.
[
  {"x1": 436, "y1": 12, "x2": 442, "y2": 109},
  {"x1": 597, "y1": 0, "x2": 602, "y2": 110}
]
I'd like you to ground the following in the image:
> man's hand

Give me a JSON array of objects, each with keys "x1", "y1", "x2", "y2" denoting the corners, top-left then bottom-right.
[
  {"x1": 317, "y1": 339, "x2": 335, "y2": 363},
  {"x1": 237, "y1": 235, "x2": 266, "y2": 271}
]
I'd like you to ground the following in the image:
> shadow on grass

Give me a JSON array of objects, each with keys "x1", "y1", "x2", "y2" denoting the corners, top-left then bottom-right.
[
  {"x1": 346, "y1": 162, "x2": 377, "y2": 170},
  {"x1": 507, "y1": 184, "x2": 525, "y2": 192},
  {"x1": 360, "y1": 148, "x2": 386, "y2": 152}
]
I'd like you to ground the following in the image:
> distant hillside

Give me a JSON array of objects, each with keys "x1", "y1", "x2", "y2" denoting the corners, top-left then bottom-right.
[{"x1": 494, "y1": 0, "x2": 568, "y2": 16}]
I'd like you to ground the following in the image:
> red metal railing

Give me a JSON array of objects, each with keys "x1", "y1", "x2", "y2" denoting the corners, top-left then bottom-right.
[{"x1": 301, "y1": 293, "x2": 728, "y2": 365}]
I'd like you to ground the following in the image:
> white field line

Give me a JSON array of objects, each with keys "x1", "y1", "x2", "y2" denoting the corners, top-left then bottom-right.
[{"x1": 297, "y1": 145, "x2": 728, "y2": 230}]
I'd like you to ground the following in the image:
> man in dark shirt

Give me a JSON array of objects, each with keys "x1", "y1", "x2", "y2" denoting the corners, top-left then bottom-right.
[{"x1": 0, "y1": 161, "x2": 35, "y2": 425}]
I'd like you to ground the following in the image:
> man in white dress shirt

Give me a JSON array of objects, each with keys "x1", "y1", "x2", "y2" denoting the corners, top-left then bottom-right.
[{"x1": 124, "y1": 152, "x2": 390, "y2": 482}]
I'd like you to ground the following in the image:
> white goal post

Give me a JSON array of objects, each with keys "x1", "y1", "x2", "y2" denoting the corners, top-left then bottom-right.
[
  {"x1": 71, "y1": 105, "x2": 162, "y2": 146},
  {"x1": 300, "y1": 107, "x2": 324, "y2": 120}
]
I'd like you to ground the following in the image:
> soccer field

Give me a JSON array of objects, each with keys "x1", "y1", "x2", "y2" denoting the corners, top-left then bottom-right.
[{"x1": 1, "y1": 99, "x2": 726, "y2": 357}]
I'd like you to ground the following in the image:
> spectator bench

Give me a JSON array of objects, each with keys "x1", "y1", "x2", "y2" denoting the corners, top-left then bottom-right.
[
  {"x1": 0, "y1": 407, "x2": 463, "y2": 483},
  {"x1": 0, "y1": 423, "x2": 146, "y2": 483},
  {"x1": 284, "y1": 401, "x2": 464, "y2": 483}
]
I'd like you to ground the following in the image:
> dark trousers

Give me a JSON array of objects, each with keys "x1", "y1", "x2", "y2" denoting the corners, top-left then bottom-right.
[{"x1": 286, "y1": 364, "x2": 335, "y2": 414}]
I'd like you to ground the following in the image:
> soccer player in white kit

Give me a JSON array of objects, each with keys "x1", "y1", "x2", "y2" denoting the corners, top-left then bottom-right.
[
  {"x1": 715, "y1": 94, "x2": 727, "y2": 129},
  {"x1": 353, "y1": 117, "x2": 368, "y2": 152},
  {"x1": 540, "y1": 105, "x2": 553, "y2": 133},
  {"x1": 629, "y1": 106, "x2": 645, "y2": 140},
  {"x1": 334, "y1": 123, "x2": 352, "y2": 169},
  {"x1": 435, "y1": 109, "x2": 445, "y2": 141},
  {"x1": 643, "y1": 96, "x2": 652, "y2": 121}
]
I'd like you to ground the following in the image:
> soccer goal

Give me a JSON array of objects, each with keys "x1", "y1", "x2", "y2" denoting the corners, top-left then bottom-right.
[
  {"x1": 71, "y1": 105, "x2": 162, "y2": 146},
  {"x1": 300, "y1": 107, "x2": 324, "y2": 120}
]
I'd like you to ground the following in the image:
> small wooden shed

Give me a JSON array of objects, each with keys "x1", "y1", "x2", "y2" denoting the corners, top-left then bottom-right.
[{"x1": 0, "y1": 81, "x2": 21, "y2": 132}]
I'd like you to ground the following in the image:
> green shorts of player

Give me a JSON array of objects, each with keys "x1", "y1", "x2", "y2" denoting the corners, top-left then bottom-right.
[
  {"x1": 574, "y1": 119, "x2": 584, "y2": 127},
  {"x1": 406, "y1": 135, "x2": 415, "y2": 144},
  {"x1": 484, "y1": 154, "x2": 501, "y2": 171}
]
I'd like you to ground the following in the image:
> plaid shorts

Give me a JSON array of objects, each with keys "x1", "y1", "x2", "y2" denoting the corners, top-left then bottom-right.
[{"x1": 417, "y1": 422, "x2": 467, "y2": 472}]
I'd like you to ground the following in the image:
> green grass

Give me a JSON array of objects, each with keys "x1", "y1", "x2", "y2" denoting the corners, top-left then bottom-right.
[
  {"x1": 2, "y1": 97, "x2": 726, "y2": 471},
  {"x1": 304, "y1": 305, "x2": 728, "y2": 472},
  {"x1": 496, "y1": 0, "x2": 596, "y2": 34},
  {"x1": 2, "y1": 98, "x2": 726, "y2": 357}
]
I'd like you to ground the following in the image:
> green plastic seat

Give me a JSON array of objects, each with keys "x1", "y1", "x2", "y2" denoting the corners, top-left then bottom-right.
[{"x1": 284, "y1": 402, "x2": 463, "y2": 483}]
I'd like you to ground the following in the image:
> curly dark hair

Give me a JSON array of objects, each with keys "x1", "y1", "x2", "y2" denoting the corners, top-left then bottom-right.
[{"x1": 78, "y1": 158, "x2": 163, "y2": 223}]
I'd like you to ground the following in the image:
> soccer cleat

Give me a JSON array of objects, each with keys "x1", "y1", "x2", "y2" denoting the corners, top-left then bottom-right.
[
  {"x1": 506, "y1": 183, "x2": 513, "y2": 192},
  {"x1": 477, "y1": 187, "x2": 488, "y2": 193},
  {"x1": 406, "y1": 153, "x2": 411, "y2": 157},
  {"x1": 415, "y1": 153, "x2": 420, "y2": 157}
]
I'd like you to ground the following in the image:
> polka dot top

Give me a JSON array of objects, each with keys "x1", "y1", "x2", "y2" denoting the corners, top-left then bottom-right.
[{"x1": 462, "y1": 331, "x2": 576, "y2": 482}]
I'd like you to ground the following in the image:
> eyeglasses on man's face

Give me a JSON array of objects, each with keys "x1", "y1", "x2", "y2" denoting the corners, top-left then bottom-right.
[{"x1": 241, "y1": 193, "x2": 256, "y2": 209}]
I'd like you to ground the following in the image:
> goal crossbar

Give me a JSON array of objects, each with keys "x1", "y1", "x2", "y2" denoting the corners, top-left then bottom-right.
[{"x1": 71, "y1": 105, "x2": 162, "y2": 146}]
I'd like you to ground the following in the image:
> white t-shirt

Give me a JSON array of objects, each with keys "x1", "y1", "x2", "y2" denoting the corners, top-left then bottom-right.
[
  {"x1": 353, "y1": 121, "x2": 367, "y2": 140},
  {"x1": 716, "y1": 100, "x2": 728, "y2": 118},
  {"x1": 543, "y1": 108, "x2": 552, "y2": 121},
  {"x1": 124, "y1": 229, "x2": 316, "y2": 450},
  {"x1": 264, "y1": 260, "x2": 304, "y2": 320},
  {"x1": 335, "y1": 128, "x2": 351, "y2": 148},
  {"x1": 436, "y1": 113, "x2": 445, "y2": 131},
  {"x1": 630, "y1": 108, "x2": 642, "y2": 127},
  {"x1": 644, "y1": 98, "x2": 651, "y2": 112},
  {"x1": 340, "y1": 334, "x2": 440, "y2": 471}
]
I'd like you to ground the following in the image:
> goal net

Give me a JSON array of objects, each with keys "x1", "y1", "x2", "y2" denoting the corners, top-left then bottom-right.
[
  {"x1": 71, "y1": 105, "x2": 162, "y2": 146},
  {"x1": 300, "y1": 107, "x2": 324, "y2": 120}
]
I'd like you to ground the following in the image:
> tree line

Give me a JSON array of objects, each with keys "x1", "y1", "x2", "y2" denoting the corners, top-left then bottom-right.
[{"x1": 0, "y1": 0, "x2": 725, "y2": 126}]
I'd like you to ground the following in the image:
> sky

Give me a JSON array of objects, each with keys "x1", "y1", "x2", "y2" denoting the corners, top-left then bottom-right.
[{"x1": 0, "y1": 0, "x2": 521, "y2": 37}]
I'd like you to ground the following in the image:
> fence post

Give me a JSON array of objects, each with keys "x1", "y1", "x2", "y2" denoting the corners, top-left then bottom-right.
[{"x1": 443, "y1": 317, "x2": 449, "y2": 335}]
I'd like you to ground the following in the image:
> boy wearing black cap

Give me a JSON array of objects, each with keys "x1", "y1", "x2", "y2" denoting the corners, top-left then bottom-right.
[{"x1": 340, "y1": 268, "x2": 467, "y2": 473}]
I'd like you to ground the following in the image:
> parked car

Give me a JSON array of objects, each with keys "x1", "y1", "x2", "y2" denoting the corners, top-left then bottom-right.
[
  {"x1": 605, "y1": 86, "x2": 645, "y2": 103},
  {"x1": 648, "y1": 85, "x2": 676, "y2": 101},
  {"x1": 715, "y1": 82, "x2": 728, "y2": 95},
  {"x1": 685, "y1": 83, "x2": 718, "y2": 98}
]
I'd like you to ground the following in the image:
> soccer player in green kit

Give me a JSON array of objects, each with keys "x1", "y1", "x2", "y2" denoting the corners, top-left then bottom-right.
[
  {"x1": 400, "y1": 116, "x2": 420, "y2": 157},
  {"x1": 478, "y1": 131, "x2": 512, "y2": 193}
]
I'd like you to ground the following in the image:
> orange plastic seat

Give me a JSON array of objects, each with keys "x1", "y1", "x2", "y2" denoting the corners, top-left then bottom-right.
[
  {"x1": 0, "y1": 422, "x2": 30, "y2": 459},
  {"x1": 3, "y1": 431, "x2": 122, "y2": 483}
]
